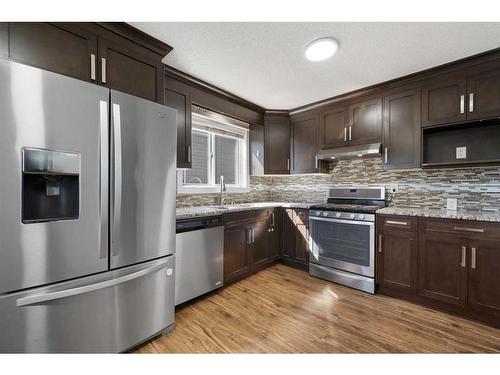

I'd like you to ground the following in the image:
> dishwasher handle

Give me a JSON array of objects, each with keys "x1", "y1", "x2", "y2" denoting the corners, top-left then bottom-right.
[{"x1": 176, "y1": 216, "x2": 223, "y2": 233}]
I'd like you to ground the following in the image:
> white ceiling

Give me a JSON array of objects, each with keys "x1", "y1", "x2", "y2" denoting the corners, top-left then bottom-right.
[{"x1": 131, "y1": 22, "x2": 500, "y2": 109}]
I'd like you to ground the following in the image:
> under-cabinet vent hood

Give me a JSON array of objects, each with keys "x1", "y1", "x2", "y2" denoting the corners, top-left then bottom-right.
[{"x1": 316, "y1": 143, "x2": 382, "y2": 161}]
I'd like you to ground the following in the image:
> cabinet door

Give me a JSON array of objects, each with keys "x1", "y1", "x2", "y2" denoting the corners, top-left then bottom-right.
[
  {"x1": 224, "y1": 224, "x2": 250, "y2": 283},
  {"x1": 250, "y1": 123, "x2": 265, "y2": 176},
  {"x1": 377, "y1": 229, "x2": 417, "y2": 293},
  {"x1": 250, "y1": 220, "x2": 271, "y2": 272},
  {"x1": 468, "y1": 239, "x2": 500, "y2": 316},
  {"x1": 281, "y1": 209, "x2": 294, "y2": 260},
  {"x1": 418, "y1": 233, "x2": 468, "y2": 306},
  {"x1": 383, "y1": 89, "x2": 421, "y2": 169},
  {"x1": 8, "y1": 22, "x2": 97, "y2": 82},
  {"x1": 98, "y1": 37, "x2": 163, "y2": 102},
  {"x1": 290, "y1": 114, "x2": 320, "y2": 174},
  {"x1": 270, "y1": 209, "x2": 281, "y2": 260},
  {"x1": 466, "y1": 61, "x2": 500, "y2": 121},
  {"x1": 264, "y1": 114, "x2": 290, "y2": 174},
  {"x1": 293, "y1": 209, "x2": 309, "y2": 265},
  {"x1": 0, "y1": 23, "x2": 8, "y2": 59},
  {"x1": 347, "y1": 98, "x2": 382, "y2": 146},
  {"x1": 320, "y1": 105, "x2": 348, "y2": 148},
  {"x1": 421, "y1": 74, "x2": 466, "y2": 127},
  {"x1": 165, "y1": 88, "x2": 192, "y2": 169}
]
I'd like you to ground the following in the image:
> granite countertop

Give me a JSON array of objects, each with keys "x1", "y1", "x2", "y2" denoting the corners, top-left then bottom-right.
[
  {"x1": 377, "y1": 206, "x2": 500, "y2": 223},
  {"x1": 176, "y1": 202, "x2": 315, "y2": 220}
]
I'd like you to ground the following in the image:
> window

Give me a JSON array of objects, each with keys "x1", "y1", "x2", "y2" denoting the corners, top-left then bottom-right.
[{"x1": 178, "y1": 108, "x2": 249, "y2": 193}]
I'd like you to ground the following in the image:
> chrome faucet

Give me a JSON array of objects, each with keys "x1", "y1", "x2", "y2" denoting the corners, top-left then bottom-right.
[{"x1": 219, "y1": 175, "x2": 226, "y2": 205}]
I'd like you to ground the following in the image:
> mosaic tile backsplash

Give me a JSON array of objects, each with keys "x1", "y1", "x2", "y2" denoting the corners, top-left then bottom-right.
[{"x1": 177, "y1": 157, "x2": 500, "y2": 212}]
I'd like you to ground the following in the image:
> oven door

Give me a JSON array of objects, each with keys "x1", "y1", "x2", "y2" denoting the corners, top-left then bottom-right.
[{"x1": 309, "y1": 216, "x2": 375, "y2": 277}]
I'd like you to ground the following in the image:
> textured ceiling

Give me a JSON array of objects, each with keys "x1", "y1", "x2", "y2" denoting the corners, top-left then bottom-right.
[{"x1": 131, "y1": 22, "x2": 500, "y2": 109}]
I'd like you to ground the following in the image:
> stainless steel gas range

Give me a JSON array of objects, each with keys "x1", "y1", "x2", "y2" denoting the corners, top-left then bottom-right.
[{"x1": 308, "y1": 187, "x2": 386, "y2": 294}]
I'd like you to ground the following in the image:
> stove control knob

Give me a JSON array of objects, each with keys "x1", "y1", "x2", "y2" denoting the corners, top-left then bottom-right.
[
  {"x1": 315, "y1": 211, "x2": 321, "y2": 216},
  {"x1": 322, "y1": 212, "x2": 329, "y2": 217},
  {"x1": 358, "y1": 214, "x2": 365, "y2": 220},
  {"x1": 335, "y1": 213, "x2": 341, "y2": 218},
  {"x1": 349, "y1": 213, "x2": 355, "y2": 219}
]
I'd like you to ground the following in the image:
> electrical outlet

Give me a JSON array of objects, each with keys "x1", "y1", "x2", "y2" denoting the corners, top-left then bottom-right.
[
  {"x1": 389, "y1": 183, "x2": 398, "y2": 193},
  {"x1": 456, "y1": 146, "x2": 467, "y2": 159},
  {"x1": 447, "y1": 198, "x2": 458, "y2": 211}
]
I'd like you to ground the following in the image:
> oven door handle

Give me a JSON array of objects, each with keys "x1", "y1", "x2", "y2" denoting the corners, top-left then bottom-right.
[{"x1": 309, "y1": 216, "x2": 375, "y2": 226}]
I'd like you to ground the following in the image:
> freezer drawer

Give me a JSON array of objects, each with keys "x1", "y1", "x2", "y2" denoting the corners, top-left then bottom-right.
[{"x1": 0, "y1": 256, "x2": 175, "y2": 353}]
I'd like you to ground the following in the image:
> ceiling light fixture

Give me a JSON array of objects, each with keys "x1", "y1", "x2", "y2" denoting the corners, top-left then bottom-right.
[{"x1": 305, "y1": 38, "x2": 339, "y2": 62}]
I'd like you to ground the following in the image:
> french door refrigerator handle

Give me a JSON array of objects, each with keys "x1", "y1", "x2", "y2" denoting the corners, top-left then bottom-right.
[
  {"x1": 16, "y1": 260, "x2": 169, "y2": 307},
  {"x1": 99, "y1": 100, "x2": 109, "y2": 259},
  {"x1": 112, "y1": 103, "x2": 122, "y2": 256}
]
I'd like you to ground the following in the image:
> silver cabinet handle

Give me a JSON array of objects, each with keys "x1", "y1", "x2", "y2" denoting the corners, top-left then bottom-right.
[
  {"x1": 287, "y1": 158, "x2": 290, "y2": 171},
  {"x1": 187, "y1": 145, "x2": 192, "y2": 163},
  {"x1": 386, "y1": 220, "x2": 408, "y2": 226},
  {"x1": 272, "y1": 212, "x2": 275, "y2": 226},
  {"x1": 454, "y1": 226, "x2": 484, "y2": 233},
  {"x1": 349, "y1": 126, "x2": 352, "y2": 141},
  {"x1": 246, "y1": 229, "x2": 251, "y2": 244},
  {"x1": 384, "y1": 147, "x2": 388, "y2": 164},
  {"x1": 90, "y1": 53, "x2": 96, "y2": 81},
  {"x1": 112, "y1": 103, "x2": 122, "y2": 257},
  {"x1": 315, "y1": 156, "x2": 319, "y2": 169},
  {"x1": 98, "y1": 101, "x2": 109, "y2": 259},
  {"x1": 378, "y1": 234, "x2": 383, "y2": 253},
  {"x1": 471, "y1": 247, "x2": 477, "y2": 269},
  {"x1": 101, "y1": 57, "x2": 107, "y2": 84},
  {"x1": 460, "y1": 94, "x2": 465, "y2": 114},
  {"x1": 461, "y1": 246, "x2": 467, "y2": 268},
  {"x1": 344, "y1": 127, "x2": 347, "y2": 142},
  {"x1": 16, "y1": 260, "x2": 169, "y2": 307},
  {"x1": 469, "y1": 93, "x2": 474, "y2": 113}
]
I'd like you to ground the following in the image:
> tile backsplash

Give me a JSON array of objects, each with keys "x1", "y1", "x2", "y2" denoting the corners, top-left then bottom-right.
[{"x1": 177, "y1": 157, "x2": 500, "y2": 211}]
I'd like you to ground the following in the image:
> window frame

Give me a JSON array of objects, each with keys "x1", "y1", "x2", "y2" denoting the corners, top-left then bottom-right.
[{"x1": 177, "y1": 123, "x2": 249, "y2": 194}]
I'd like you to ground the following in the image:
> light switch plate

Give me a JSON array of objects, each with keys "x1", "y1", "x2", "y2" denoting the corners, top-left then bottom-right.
[
  {"x1": 447, "y1": 198, "x2": 458, "y2": 211},
  {"x1": 456, "y1": 146, "x2": 467, "y2": 159}
]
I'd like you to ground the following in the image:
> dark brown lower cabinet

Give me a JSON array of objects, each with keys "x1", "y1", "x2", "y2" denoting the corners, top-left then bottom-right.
[
  {"x1": 377, "y1": 214, "x2": 500, "y2": 327},
  {"x1": 281, "y1": 208, "x2": 309, "y2": 269},
  {"x1": 467, "y1": 238, "x2": 500, "y2": 316},
  {"x1": 250, "y1": 220, "x2": 272, "y2": 273},
  {"x1": 223, "y1": 223, "x2": 250, "y2": 283},
  {"x1": 418, "y1": 232, "x2": 468, "y2": 307},
  {"x1": 377, "y1": 223, "x2": 417, "y2": 294}
]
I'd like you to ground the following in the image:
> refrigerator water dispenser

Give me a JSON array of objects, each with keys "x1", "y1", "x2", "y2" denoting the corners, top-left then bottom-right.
[{"x1": 22, "y1": 147, "x2": 80, "y2": 223}]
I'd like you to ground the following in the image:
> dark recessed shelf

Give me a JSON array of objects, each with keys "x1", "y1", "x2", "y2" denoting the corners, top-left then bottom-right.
[{"x1": 422, "y1": 120, "x2": 500, "y2": 167}]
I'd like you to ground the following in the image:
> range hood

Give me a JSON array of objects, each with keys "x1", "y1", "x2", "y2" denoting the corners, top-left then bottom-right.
[{"x1": 316, "y1": 143, "x2": 382, "y2": 161}]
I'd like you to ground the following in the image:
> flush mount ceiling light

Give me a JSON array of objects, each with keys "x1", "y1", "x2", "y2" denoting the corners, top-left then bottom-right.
[{"x1": 305, "y1": 38, "x2": 339, "y2": 62}]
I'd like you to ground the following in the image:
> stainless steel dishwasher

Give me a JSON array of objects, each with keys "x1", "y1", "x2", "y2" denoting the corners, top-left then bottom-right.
[{"x1": 175, "y1": 216, "x2": 224, "y2": 306}]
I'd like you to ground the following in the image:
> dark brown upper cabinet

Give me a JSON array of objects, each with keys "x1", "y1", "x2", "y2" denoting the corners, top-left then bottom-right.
[
  {"x1": 383, "y1": 88, "x2": 421, "y2": 169},
  {"x1": 347, "y1": 97, "x2": 382, "y2": 146},
  {"x1": 2, "y1": 23, "x2": 169, "y2": 103},
  {"x1": 249, "y1": 123, "x2": 265, "y2": 176},
  {"x1": 421, "y1": 73, "x2": 467, "y2": 127},
  {"x1": 98, "y1": 36, "x2": 164, "y2": 102},
  {"x1": 264, "y1": 113, "x2": 291, "y2": 174},
  {"x1": 466, "y1": 60, "x2": 500, "y2": 121},
  {"x1": 164, "y1": 88, "x2": 192, "y2": 169},
  {"x1": 7, "y1": 23, "x2": 97, "y2": 83},
  {"x1": 0, "y1": 23, "x2": 9, "y2": 59},
  {"x1": 320, "y1": 104, "x2": 348, "y2": 149},
  {"x1": 290, "y1": 113, "x2": 321, "y2": 174}
]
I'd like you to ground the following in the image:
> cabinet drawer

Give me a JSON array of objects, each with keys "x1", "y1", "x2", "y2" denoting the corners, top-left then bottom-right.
[
  {"x1": 380, "y1": 215, "x2": 417, "y2": 231},
  {"x1": 224, "y1": 209, "x2": 270, "y2": 226},
  {"x1": 420, "y1": 218, "x2": 500, "y2": 239}
]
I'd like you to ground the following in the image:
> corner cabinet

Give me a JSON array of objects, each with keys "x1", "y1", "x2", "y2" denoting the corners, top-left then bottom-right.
[
  {"x1": 290, "y1": 113, "x2": 321, "y2": 174},
  {"x1": 382, "y1": 88, "x2": 421, "y2": 169},
  {"x1": 264, "y1": 113, "x2": 291, "y2": 174},
  {"x1": 1, "y1": 22, "x2": 169, "y2": 103},
  {"x1": 249, "y1": 123, "x2": 265, "y2": 176}
]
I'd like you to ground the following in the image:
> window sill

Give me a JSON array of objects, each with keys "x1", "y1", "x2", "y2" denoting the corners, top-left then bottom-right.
[{"x1": 178, "y1": 186, "x2": 250, "y2": 194}]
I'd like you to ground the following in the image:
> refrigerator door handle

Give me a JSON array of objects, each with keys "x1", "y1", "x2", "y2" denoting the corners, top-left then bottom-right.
[
  {"x1": 112, "y1": 103, "x2": 122, "y2": 257},
  {"x1": 16, "y1": 260, "x2": 169, "y2": 307},
  {"x1": 99, "y1": 101, "x2": 109, "y2": 259}
]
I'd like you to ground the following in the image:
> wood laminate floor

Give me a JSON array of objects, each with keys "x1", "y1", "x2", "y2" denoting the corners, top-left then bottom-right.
[{"x1": 135, "y1": 263, "x2": 500, "y2": 353}]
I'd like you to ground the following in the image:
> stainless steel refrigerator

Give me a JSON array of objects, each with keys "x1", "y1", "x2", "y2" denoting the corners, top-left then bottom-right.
[{"x1": 0, "y1": 59, "x2": 177, "y2": 353}]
